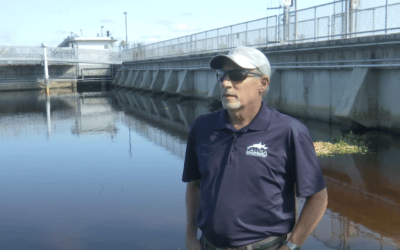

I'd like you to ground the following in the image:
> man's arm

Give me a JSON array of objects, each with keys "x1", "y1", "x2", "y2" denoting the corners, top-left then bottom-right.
[
  {"x1": 279, "y1": 187, "x2": 328, "y2": 250},
  {"x1": 185, "y1": 180, "x2": 202, "y2": 250}
]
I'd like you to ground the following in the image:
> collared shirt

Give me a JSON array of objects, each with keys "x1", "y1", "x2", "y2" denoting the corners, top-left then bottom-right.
[{"x1": 182, "y1": 101, "x2": 326, "y2": 248}]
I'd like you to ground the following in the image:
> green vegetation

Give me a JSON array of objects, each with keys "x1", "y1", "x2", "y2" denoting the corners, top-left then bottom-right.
[{"x1": 314, "y1": 131, "x2": 369, "y2": 157}]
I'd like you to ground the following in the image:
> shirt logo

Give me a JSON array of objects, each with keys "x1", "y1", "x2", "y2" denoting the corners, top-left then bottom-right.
[{"x1": 246, "y1": 142, "x2": 268, "y2": 158}]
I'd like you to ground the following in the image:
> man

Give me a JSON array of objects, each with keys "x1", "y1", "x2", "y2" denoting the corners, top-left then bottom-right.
[{"x1": 182, "y1": 46, "x2": 328, "y2": 250}]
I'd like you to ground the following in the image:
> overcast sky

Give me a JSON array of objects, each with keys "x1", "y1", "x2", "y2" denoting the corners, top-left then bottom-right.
[{"x1": 0, "y1": 0, "x2": 334, "y2": 47}]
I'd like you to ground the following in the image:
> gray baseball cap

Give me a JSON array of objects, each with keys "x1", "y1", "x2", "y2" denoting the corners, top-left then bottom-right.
[{"x1": 209, "y1": 46, "x2": 271, "y2": 77}]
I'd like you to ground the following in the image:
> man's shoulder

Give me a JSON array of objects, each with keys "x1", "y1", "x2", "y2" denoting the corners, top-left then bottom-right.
[
  {"x1": 190, "y1": 109, "x2": 224, "y2": 130},
  {"x1": 268, "y1": 108, "x2": 308, "y2": 133}
]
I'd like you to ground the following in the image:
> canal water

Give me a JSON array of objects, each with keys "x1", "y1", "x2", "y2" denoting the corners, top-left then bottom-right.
[{"x1": 0, "y1": 87, "x2": 399, "y2": 250}]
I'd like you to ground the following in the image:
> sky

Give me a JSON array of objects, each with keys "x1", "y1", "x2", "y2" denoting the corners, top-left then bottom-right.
[{"x1": 0, "y1": 0, "x2": 333, "y2": 47}]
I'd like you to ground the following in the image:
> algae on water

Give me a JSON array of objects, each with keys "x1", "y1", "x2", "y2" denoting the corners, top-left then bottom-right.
[{"x1": 314, "y1": 131, "x2": 369, "y2": 157}]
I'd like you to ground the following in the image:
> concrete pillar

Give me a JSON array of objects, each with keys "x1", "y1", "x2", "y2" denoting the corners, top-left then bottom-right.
[
  {"x1": 139, "y1": 70, "x2": 152, "y2": 89},
  {"x1": 132, "y1": 71, "x2": 144, "y2": 89},
  {"x1": 112, "y1": 70, "x2": 122, "y2": 85},
  {"x1": 176, "y1": 69, "x2": 194, "y2": 96},
  {"x1": 207, "y1": 78, "x2": 220, "y2": 100},
  {"x1": 117, "y1": 70, "x2": 129, "y2": 86},
  {"x1": 124, "y1": 70, "x2": 136, "y2": 87},
  {"x1": 149, "y1": 70, "x2": 165, "y2": 92},
  {"x1": 264, "y1": 69, "x2": 282, "y2": 110},
  {"x1": 162, "y1": 70, "x2": 178, "y2": 94},
  {"x1": 334, "y1": 68, "x2": 378, "y2": 128}
]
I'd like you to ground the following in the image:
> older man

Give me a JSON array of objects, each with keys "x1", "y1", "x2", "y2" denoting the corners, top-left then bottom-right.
[{"x1": 183, "y1": 46, "x2": 327, "y2": 250}]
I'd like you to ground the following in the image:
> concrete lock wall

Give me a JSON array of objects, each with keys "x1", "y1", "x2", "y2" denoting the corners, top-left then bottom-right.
[
  {"x1": 0, "y1": 64, "x2": 77, "y2": 91},
  {"x1": 113, "y1": 34, "x2": 400, "y2": 132}
]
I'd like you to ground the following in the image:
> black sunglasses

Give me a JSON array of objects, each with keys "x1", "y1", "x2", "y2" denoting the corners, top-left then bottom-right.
[{"x1": 216, "y1": 69, "x2": 263, "y2": 82}]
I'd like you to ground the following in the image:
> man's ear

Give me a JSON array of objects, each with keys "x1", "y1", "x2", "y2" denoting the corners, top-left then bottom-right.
[
  {"x1": 261, "y1": 76, "x2": 270, "y2": 86},
  {"x1": 259, "y1": 76, "x2": 270, "y2": 92}
]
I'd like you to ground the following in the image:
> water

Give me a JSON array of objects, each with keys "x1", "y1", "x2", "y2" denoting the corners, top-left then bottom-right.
[{"x1": 0, "y1": 88, "x2": 399, "y2": 250}]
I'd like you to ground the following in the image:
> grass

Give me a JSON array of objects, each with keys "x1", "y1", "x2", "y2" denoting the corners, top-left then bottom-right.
[{"x1": 314, "y1": 131, "x2": 369, "y2": 157}]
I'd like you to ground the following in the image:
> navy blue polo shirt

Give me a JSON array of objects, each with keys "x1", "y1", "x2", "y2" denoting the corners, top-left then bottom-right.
[{"x1": 182, "y1": 101, "x2": 326, "y2": 248}]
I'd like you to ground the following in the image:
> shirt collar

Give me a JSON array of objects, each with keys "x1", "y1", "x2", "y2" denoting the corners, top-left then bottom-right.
[{"x1": 213, "y1": 101, "x2": 272, "y2": 132}]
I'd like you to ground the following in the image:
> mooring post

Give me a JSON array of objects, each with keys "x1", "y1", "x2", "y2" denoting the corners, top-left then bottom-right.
[{"x1": 42, "y1": 43, "x2": 49, "y2": 95}]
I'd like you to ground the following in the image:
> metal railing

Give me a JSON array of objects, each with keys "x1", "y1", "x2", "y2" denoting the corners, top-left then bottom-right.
[
  {"x1": 122, "y1": 0, "x2": 400, "y2": 62},
  {"x1": 0, "y1": 46, "x2": 122, "y2": 65}
]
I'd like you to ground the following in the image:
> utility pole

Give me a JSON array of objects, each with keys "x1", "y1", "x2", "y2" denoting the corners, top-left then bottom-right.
[
  {"x1": 349, "y1": 0, "x2": 353, "y2": 37},
  {"x1": 267, "y1": 3, "x2": 283, "y2": 42},
  {"x1": 295, "y1": 0, "x2": 298, "y2": 41},
  {"x1": 124, "y1": 12, "x2": 128, "y2": 48},
  {"x1": 343, "y1": 0, "x2": 348, "y2": 38},
  {"x1": 42, "y1": 43, "x2": 49, "y2": 95},
  {"x1": 385, "y1": 0, "x2": 388, "y2": 34},
  {"x1": 283, "y1": 0, "x2": 292, "y2": 41}
]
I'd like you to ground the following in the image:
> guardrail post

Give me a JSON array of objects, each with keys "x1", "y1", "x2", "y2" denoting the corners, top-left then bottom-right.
[
  {"x1": 314, "y1": 7, "x2": 317, "y2": 42},
  {"x1": 246, "y1": 22, "x2": 248, "y2": 45},
  {"x1": 278, "y1": 15, "x2": 280, "y2": 42},
  {"x1": 205, "y1": 32, "x2": 207, "y2": 52},
  {"x1": 354, "y1": 9, "x2": 357, "y2": 36},
  {"x1": 287, "y1": 6, "x2": 290, "y2": 41},
  {"x1": 217, "y1": 29, "x2": 219, "y2": 52},
  {"x1": 332, "y1": 2, "x2": 335, "y2": 39},
  {"x1": 266, "y1": 17, "x2": 269, "y2": 44},
  {"x1": 373, "y1": 9, "x2": 375, "y2": 35},
  {"x1": 42, "y1": 43, "x2": 50, "y2": 95},
  {"x1": 230, "y1": 26, "x2": 233, "y2": 48},
  {"x1": 275, "y1": 16, "x2": 278, "y2": 42},
  {"x1": 329, "y1": 16, "x2": 331, "y2": 38}
]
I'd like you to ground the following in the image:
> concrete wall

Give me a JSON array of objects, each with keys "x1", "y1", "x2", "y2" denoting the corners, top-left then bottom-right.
[
  {"x1": 265, "y1": 68, "x2": 400, "y2": 132},
  {"x1": 0, "y1": 64, "x2": 77, "y2": 91},
  {"x1": 113, "y1": 34, "x2": 400, "y2": 132}
]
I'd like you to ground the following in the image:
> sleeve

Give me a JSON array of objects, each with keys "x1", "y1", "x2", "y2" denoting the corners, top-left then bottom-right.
[
  {"x1": 182, "y1": 121, "x2": 201, "y2": 182},
  {"x1": 291, "y1": 121, "x2": 326, "y2": 198}
]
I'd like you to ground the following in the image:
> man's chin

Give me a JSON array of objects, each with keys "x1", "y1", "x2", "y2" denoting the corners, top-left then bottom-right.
[{"x1": 222, "y1": 100, "x2": 242, "y2": 110}]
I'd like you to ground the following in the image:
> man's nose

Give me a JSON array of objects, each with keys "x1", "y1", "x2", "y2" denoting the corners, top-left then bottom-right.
[{"x1": 220, "y1": 76, "x2": 233, "y2": 89}]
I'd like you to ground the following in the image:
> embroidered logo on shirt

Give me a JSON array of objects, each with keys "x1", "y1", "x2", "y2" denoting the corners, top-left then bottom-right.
[{"x1": 246, "y1": 142, "x2": 268, "y2": 158}]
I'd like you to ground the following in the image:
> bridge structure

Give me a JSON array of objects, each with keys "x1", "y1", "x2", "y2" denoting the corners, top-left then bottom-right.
[
  {"x1": 120, "y1": 0, "x2": 400, "y2": 62},
  {"x1": 0, "y1": 45, "x2": 122, "y2": 65},
  {"x1": 0, "y1": 45, "x2": 122, "y2": 92},
  {"x1": 113, "y1": 0, "x2": 400, "y2": 133}
]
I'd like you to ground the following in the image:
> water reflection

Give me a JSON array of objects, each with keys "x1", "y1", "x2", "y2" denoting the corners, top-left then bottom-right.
[
  {"x1": 0, "y1": 90, "x2": 123, "y2": 139},
  {"x1": 113, "y1": 88, "x2": 400, "y2": 250},
  {"x1": 72, "y1": 94, "x2": 120, "y2": 137},
  {"x1": 0, "y1": 89, "x2": 187, "y2": 249}
]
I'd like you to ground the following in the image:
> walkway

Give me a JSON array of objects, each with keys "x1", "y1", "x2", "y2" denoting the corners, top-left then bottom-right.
[{"x1": 0, "y1": 46, "x2": 121, "y2": 65}]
